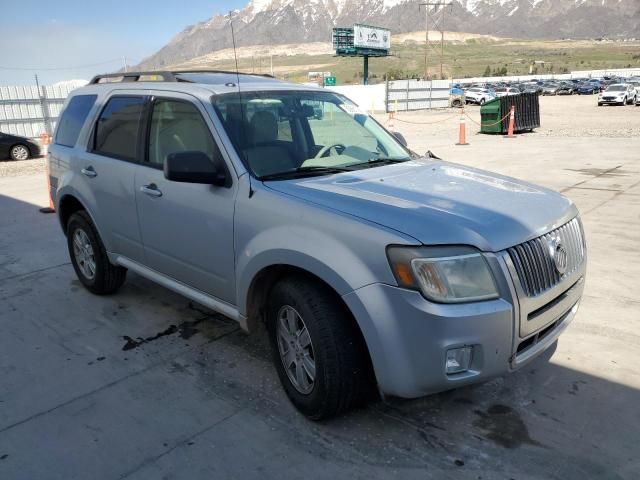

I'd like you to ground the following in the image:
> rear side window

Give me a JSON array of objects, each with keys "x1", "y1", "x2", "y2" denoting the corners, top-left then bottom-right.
[
  {"x1": 55, "y1": 95, "x2": 97, "y2": 147},
  {"x1": 94, "y1": 96, "x2": 145, "y2": 161}
]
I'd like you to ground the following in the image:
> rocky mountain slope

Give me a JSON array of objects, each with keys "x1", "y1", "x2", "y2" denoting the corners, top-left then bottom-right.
[{"x1": 136, "y1": 0, "x2": 639, "y2": 70}]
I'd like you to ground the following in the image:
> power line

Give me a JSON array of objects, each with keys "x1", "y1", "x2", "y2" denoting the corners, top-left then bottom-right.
[
  {"x1": 0, "y1": 58, "x2": 140, "y2": 72},
  {"x1": 418, "y1": 1, "x2": 452, "y2": 80}
]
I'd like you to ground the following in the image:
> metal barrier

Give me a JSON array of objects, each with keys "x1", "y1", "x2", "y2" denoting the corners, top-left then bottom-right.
[
  {"x1": 385, "y1": 79, "x2": 451, "y2": 112},
  {"x1": 0, "y1": 84, "x2": 78, "y2": 139}
]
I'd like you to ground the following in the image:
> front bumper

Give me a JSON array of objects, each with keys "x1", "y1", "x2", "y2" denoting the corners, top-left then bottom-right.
[
  {"x1": 342, "y1": 254, "x2": 585, "y2": 399},
  {"x1": 599, "y1": 98, "x2": 625, "y2": 104},
  {"x1": 27, "y1": 141, "x2": 42, "y2": 157}
]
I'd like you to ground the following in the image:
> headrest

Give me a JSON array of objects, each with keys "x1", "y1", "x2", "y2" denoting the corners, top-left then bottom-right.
[{"x1": 250, "y1": 110, "x2": 278, "y2": 144}]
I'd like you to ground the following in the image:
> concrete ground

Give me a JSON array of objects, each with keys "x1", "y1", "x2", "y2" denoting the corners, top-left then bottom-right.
[{"x1": 0, "y1": 95, "x2": 639, "y2": 479}]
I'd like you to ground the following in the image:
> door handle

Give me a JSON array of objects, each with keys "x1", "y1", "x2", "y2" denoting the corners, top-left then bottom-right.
[
  {"x1": 81, "y1": 166, "x2": 97, "y2": 178},
  {"x1": 140, "y1": 184, "x2": 163, "y2": 198}
]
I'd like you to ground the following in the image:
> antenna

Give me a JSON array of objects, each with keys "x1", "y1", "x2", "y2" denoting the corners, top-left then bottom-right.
[
  {"x1": 229, "y1": 11, "x2": 242, "y2": 89},
  {"x1": 228, "y1": 11, "x2": 254, "y2": 197}
]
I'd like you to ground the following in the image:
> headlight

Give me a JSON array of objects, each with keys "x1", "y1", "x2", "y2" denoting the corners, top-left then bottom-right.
[{"x1": 387, "y1": 246, "x2": 499, "y2": 303}]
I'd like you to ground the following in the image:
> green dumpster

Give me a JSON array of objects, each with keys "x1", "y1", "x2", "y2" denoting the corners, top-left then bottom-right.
[{"x1": 479, "y1": 98, "x2": 502, "y2": 134}]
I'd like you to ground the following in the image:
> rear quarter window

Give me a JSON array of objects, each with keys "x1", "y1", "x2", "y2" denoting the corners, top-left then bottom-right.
[{"x1": 54, "y1": 95, "x2": 97, "y2": 147}]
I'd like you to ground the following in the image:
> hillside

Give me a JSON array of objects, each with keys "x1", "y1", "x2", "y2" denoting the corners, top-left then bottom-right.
[{"x1": 135, "y1": 0, "x2": 639, "y2": 71}]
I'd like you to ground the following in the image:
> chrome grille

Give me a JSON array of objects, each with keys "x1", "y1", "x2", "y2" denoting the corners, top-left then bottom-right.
[{"x1": 508, "y1": 217, "x2": 585, "y2": 297}]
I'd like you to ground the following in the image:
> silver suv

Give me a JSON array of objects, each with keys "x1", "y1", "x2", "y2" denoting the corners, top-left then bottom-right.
[{"x1": 49, "y1": 71, "x2": 587, "y2": 419}]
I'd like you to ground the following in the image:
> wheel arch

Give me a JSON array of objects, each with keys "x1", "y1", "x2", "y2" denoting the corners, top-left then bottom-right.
[
  {"x1": 244, "y1": 263, "x2": 378, "y2": 385},
  {"x1": 57, "y1": 194, "x2": 107, "y2": 249}
]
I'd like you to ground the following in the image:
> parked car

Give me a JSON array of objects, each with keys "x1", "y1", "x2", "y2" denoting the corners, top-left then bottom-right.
[
  {"x1": 0, "y1": 131, "x2": 41, "y2": 161},
  {"x1": 556, "y1": 83, "x2": 577, "y2": 95},
  {"x1": 541, "y1": 83, "x2": 560, "y2": 95},
  {"x1": 494, "y1": 87, "x2": 520, "y2": 97},
  {"x1": 464, "y1": 87, "x2": 495, "y2": 105},
  {"x1": 598, "y1": 84, "x2": 636, "y2": 106},
  {"x1": 576, "y1": 83, "x2": 599, "y2": 95},
  {"x1": 48, "y1": 71, "x2": 587, "y2": 420}
]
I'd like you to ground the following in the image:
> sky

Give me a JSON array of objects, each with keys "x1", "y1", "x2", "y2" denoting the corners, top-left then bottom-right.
[{"x1": 0, "y1": 0, "x2": 248, "y2": 85}]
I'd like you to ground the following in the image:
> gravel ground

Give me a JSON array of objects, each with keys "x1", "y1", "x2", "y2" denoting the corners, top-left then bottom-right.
[
  {"x1": 377, "y1": 93, "x2": 640, "y2": 140},
  {"x1": 0, "y1": 157, "x2": 45, "y2": 178}
]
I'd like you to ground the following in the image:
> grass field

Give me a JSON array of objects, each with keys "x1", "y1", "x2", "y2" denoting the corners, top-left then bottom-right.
[{"x1": 170, "y1": 35, "x2": 640, "y2": 84}]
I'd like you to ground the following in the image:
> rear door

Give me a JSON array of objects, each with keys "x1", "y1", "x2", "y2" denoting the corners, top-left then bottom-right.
[
  {"x1": 134, "y1": 92, "x2": 237, "y2": 303},
  {"x1": 79, "y1": 92, "x2": 148, "y2": 261}
]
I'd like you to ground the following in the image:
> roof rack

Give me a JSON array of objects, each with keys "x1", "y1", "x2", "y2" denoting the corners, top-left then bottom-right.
[
  {"x1": 88, "y1": 72, "x2": 179, "y2": 84},
  {"x1": 88, "y1": 70, "x2": 275, "y2": 85}
]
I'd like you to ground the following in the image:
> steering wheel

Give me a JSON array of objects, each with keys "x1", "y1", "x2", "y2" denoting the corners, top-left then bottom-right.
[{"x1": 314, "y1": 143, "x2": 346, "y2": 159}]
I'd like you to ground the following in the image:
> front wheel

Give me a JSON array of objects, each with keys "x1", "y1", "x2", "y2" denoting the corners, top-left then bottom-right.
[
  {"x1": 67, "y1": 211, "x2": 127, "y2": 295},
  {"x1": 267, "y1": 276, "x2": 374, "y2": 420},
  {"x1": 479, "y1": 98, "x2": 485, "y2": 105},
  {"x1": 10, "y1": 144, "x2": 30, "y2": 161}
]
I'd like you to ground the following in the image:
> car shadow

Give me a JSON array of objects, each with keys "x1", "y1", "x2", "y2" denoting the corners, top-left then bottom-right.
[{"x1": 0, "y1": 189, "x2": 638, "y2": 479}]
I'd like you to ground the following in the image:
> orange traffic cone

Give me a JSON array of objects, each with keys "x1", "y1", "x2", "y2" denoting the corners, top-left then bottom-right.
[
  {"x1": 39, "y1": 133, "x2": 55, "y2": 214},
  {"x1": 456, "y1": 109, "x2": 469, "y2": 146},
  {"x1": 505, "y1": 105, "x2": 516, "y2": 138}
]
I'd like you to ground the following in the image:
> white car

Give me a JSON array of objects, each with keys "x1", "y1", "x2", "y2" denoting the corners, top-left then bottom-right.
[
  {"x1": 464, "y1": 87, "x2": 495, "y2": 105},
  {"x1": 495, "y1": 87, "x2": 520, "y2": 97},
  {"x1": 598, "y1": 84, "x2": 636, "y2": 106}
]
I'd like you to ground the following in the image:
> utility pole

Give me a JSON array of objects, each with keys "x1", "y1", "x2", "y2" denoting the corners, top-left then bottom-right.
[
  {"x1": 122, "y1": 56, "x2": 128, "y2": 72},
  {"x1": 418, "y1": 2, "x2": 452, "y2": 80}
]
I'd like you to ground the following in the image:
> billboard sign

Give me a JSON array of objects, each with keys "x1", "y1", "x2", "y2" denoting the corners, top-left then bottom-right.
[{"x1": 353, "y1": 24, "x2": 391, "y2": 51}]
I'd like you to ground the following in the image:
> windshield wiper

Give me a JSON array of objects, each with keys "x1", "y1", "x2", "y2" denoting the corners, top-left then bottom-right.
[
  {"x1": 259, "y1": 166, "x2": 352, "y2": 181},
  {"x1": 347, "y1": 157, "x2": 411, "y2": 169}
]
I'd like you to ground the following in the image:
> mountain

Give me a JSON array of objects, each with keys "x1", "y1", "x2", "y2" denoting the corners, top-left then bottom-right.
[{"x1": 136, "y1": 0, "x2": 639, "y2": 70}]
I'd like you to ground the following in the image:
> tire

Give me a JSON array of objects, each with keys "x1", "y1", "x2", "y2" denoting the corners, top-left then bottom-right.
[
  {"x1": 598, "y1": 103, "x2": 603, "y2": 106},
  {"x1": 479, "y1": 98, "x2": 485, "y2": 105},
  {"x1": 620, "y1": 97, "x2": 626, "y2": 106},
  {"x1": 10, "y1": 144, "x2": 30, "y2": 161},
  {"x1": 67, "y1": 211, "x2": 127, "y2": 295},
  {"x1": 267, "y1": 276, "x2": 374, "y2": 420}
]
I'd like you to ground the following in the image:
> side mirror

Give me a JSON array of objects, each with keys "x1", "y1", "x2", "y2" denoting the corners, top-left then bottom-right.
[
  {"x1": 391, "y1": 131, "x2": 408, "y2": 147},
  {"x1": 164, "y1": 151, "x2": 227, "y2": 187}
]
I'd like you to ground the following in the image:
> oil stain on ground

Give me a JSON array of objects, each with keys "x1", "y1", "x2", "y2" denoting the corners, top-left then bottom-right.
[
  {"x1": 473, "y1": 404, "x2": 542, "y2": 449},
  {"x1": 122, "y1": 318, "x2": 205, "y2": 351}
]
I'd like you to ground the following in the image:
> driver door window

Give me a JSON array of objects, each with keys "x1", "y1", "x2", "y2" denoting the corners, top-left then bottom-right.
[{"x1": 148, "y1": 99, "x2": 221, "y2": 167}]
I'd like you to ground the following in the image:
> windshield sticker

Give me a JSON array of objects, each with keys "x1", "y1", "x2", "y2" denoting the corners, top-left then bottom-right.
[{"x1": 340, "y1": 104, "x2": 367, "y2": 116}]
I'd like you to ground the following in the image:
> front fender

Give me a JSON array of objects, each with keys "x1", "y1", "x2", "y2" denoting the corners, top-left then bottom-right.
[{"x1": 236, "y1": 224, "x2": 378, "y2": 317}]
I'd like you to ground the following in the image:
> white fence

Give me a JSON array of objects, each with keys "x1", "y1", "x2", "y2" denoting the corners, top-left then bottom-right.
[
  {"x1": 326, "y1": 84, "x2": 386, "y2": 112},
  {"x1": 0, "y1": 84, "x2": 77, "y2": 139},
  {"x1": 385, "y1": 79, "x2": 451, "y2": 111}
]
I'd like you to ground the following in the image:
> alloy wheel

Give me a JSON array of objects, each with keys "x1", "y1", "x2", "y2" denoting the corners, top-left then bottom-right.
[
  {"x1": 276, "y1": 305, "x2": 316, "y2": 394},
  {"x1": 72, "y1": 228, "x2": 96, "y2": 280}
]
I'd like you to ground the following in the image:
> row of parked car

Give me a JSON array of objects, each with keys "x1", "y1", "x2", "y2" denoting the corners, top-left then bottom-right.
[{"x1": 458, "y1": 76, "x2": 640, "y2": 107}]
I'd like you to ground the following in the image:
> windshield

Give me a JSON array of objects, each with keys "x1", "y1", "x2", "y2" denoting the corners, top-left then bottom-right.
[
  {"x1": 607, "y1": 85, "x2": 626, "y2": 91},
  {"x1": 212, "y1": 91, "x2": 411, "y2": 179}
]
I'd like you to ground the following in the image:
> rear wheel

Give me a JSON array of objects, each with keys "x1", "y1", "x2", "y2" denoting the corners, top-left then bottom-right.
[
  {"x1": 267, "y1": 276, "x2": 374, "y2": 420},
  {"x1": 67, "y1": 211, "x2": 127, "y2": 295},
  {"x1": 10, "y1": 144, "x2": 30, "y2": 161}
]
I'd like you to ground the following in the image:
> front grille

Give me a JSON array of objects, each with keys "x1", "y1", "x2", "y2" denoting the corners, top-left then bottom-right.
[
  {"x1": 507, "y1": 217, "x2": 585, "y2": 297},
  {"x1": 603, "y1": 97, "x2": 616, "y2": 100}
]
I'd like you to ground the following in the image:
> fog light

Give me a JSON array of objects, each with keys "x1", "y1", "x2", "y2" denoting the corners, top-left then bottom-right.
[{"x1": 446, "y1": 346, "x2": 473, "y2": 374}]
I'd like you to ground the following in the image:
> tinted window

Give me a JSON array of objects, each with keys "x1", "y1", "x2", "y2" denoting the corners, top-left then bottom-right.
[
  {"x1": 94, "y1": 96, "x2": 145, "y2": 160},
  {"x1": 148, "y1": 99, "x2": 220, "y2": 167},
  {"x1": 55, "y1": 95, "x2": 97, "y2": 147}
]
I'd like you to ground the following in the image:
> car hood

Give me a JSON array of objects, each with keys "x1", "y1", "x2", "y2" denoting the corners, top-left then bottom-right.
[{"x1": 265, "y1": 160, "x2": 577, "y2": 252}]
